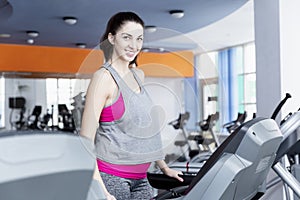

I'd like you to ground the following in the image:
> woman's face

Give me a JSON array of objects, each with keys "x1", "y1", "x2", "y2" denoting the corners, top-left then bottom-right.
[{"x1": 109, "y1": 21, "x2": 144, "y2": 63}]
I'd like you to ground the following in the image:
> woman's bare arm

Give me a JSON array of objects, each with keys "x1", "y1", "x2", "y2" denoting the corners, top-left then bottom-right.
[{"x1": 80, "y1": 68, "x2": 116, "y2": 199}]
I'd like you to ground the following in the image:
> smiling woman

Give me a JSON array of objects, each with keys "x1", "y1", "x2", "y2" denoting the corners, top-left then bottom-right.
[{"x1": 79, "y1": 11, "x2": 184, "y2": 200}]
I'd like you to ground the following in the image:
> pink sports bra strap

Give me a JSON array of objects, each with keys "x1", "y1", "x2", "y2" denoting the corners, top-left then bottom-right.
[{"x1": 99, "y1": 92, "x2": 125, "y2": 122}]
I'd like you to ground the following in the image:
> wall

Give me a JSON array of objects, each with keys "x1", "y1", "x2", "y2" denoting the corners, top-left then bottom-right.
[{"x1": 144, "y1": 77, "x2": 186, "y2": 156}]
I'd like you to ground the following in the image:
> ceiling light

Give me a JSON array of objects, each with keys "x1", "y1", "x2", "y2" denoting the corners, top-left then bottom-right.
[
  {"x1": 0, "y1": 33, "x2": 11, "y2": 38},
  {"x1": 26, "y1": 31, "x2": 39, "y2": 37},
  {"x1": 145, "y1": 26, "x2": 157, "y2": 33},
  {"x1": 159, "y1": 47, "x2": 165, "y2": 52},
  {"x1": 27, "y1": 39, "x2": 34, "y2": 44},
  {"x1": 169, "y1": 10, "x2": 184, "y2": 19},
  {"x1": 63, "y1": 16, "x2": 77, "y2": 25},
  {"x1": 141, "y1": 48, "x2": 149, "y2": 52},
  {"x1": 76, "y1": 43, "x2": 86, "y2": 48}
]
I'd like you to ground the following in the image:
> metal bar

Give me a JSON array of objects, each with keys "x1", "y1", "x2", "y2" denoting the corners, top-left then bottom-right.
[{"x1": 273, "y1": 162, "x2": 300, "y2": 198}]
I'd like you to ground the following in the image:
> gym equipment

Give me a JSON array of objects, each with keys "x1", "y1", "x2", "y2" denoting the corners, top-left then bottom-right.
[
  {"x1": 271, "y1": 110, "x2": 300, "y2": 199},
  {"x1": 168, "y1": 112, "x2": 220, "y2": 162},
  {"x1": 0, "y1": 130, "x2": 106, "y2": 200},
  {"x1": 223, "y1": 111, "x2": 247, "y2": 134},
  {"x1": 148, "y1": 117, "x2": 283, "y2": 199},
  {"x1": 71, "y1": 92, "x2": 85, "y2": 131},
  {"x1": 195, "y1": 111, "x2": 220, "y2": 150},
  {"x1": 57, "y1": 104, "x2": 76, "y2": 132},
  {"x1": 27, "y1": 105, "x2": 42, "y2": 130},
  {"x1": 262, "y1": 93, "x2": 300, "y2": 199},
  {"x1": 168, "y1": 112, "x2": 199, "y2": 161},
  {"x1": 8, "y1": 97, "x2": 26, "y2": 130}
]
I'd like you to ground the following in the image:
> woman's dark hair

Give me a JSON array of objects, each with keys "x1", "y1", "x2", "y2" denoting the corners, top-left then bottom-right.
[{"x1": 100, "y1": 11, "x2": 144, "y2": 65}]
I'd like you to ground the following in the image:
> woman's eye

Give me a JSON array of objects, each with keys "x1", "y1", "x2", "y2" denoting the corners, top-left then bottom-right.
[
  {"x1": 137, "y1": 37, "x2": 143, "y2": 41},
  {"x1": 123, "y1": 36, "x2": 130, "y2": 40}
]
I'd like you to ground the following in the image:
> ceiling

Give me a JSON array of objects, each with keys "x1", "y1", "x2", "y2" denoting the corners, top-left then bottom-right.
[{"x1": 0, "y1": 0, "x2": 254, "y2": 53}]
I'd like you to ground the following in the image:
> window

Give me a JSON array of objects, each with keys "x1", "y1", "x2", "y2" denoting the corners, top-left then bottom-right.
[
  {"x1": 238, "y1": 42, "x2": 256, "y2": 119},
  {"x1": 46, "y1": 78, "x2": 90, "y2": 126},
  {"x1": 215, "y1": 43, "x2": 256, "y2": 132}
]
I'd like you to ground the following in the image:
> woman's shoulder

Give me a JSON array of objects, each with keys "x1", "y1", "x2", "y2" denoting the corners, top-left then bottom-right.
[
  {"x1": 92, "y1": 67, "x2": 112, "y2": 82},
  {"x1": 88, "y1": 67, "x2": 116, "y2": 95}
]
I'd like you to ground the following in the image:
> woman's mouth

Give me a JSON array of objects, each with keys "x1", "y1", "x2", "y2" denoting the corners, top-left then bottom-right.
[{"x1": 125, "y1": 51, "x2": 136, "y2": 58}]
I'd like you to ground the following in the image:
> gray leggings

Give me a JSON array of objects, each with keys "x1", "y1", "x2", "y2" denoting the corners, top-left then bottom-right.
[{"x1": 100, "y1": 172, "x2": 153, "y2": 200}]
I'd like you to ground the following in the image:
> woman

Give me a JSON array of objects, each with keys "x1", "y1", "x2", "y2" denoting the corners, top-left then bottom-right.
[{"x1": 80, "y1": 11, "x2": 183, "y2": 200}]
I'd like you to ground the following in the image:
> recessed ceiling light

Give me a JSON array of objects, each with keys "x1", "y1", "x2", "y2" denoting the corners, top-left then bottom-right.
[
  {"x1": 159, "y1": 47, "x2": 165, "y2": 52},
  {"x1": 63, "y1": 16, "x2": 78, "y2": 25},
  {"x1": 0, "y1": 33, "x2": 11, "y2": 38},
  {"x1": 76, "y1": 43, "x2": 86, "y2": 48},
  {"x1": 141, "y1": 48, "x2": 149, "y2": 52},
  {"x1": 26, "y1": 31, "x2": 39, "y2": 37},
  {"x1": 27, "y1": 39, "x2": 34, "y2": 44},
  {"x1": 145, "y1": 26, "x2": 157, "y2": 33},
  {"x1": 169, "y1": 10, "x2": 184, "y2": 19}
]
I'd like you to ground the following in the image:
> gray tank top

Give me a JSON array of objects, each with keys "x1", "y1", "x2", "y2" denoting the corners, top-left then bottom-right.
[{"x1": 95, "y1": 63, "x2": 164, "y2": 164}]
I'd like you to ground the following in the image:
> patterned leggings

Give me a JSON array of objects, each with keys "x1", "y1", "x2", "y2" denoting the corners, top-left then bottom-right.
[{"x1": 100, "y1": 172, "x2": 153, "y2": 200}]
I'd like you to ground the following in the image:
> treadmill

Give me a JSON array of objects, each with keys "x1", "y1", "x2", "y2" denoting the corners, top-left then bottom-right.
[
  {"x1": 149, "y1": 117, "x2": 283, "y2": 200},
  {"x1": 0, "y1": 130, "x2": 106, "y2": 200}
]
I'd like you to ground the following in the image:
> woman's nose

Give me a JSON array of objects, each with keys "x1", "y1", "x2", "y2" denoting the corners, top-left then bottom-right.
[{"x1": 128, "y1": 40, "x2": 136, "y2": 49}]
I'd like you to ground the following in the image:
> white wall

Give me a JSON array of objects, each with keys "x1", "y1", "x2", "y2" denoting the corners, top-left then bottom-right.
[
  {"x1": 279, "y1": 0, "x2": 300, "y2": 115},
  {"x1": 144, "y1": 77, "x2": 187, "y2": 158},
  {"x1": 197, "y1": 52, "x2": 218, "y2": 79},
  {"x1": 255, "y1": 0, "x2": 300, "y2": 120}
]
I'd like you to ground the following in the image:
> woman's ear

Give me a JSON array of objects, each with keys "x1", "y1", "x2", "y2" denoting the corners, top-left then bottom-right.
[{"x1": 108, "y1": 33, "x2": 115, "y2": 45}]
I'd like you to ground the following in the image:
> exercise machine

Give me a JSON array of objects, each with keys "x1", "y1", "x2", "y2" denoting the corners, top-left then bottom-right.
[
  {"x1": 0, "y1": 130, "x2": 106, "y2": 200},
  {"x1": 8, "y1": 97, "x2": 26, "y2": 130},
  {"x1": 71, "y1": 92, "x2": 85, "y2": 131},
  {"x1": 167, "y1": 112, "x2": 220, "y2": 163},
  {"x1": 194, "y1": 111, "x2": 220, "y2": 152},
  {"x1": 270, "y1": 109, "x2": 300, "y2": 199},
  {"x1": 223, "y1": 111, "x2": 247, "y2": 134},
  {"x1": 148, "y1": 117, "x2": 283, "y2": 199},
  {"x1": 57, "y1": 104, "x2": 76, "y2": 132},
  {"x1": 168, "y1": 112, "x2": 199, "y2": 161},
  {"x1": 262, "y1": 93, "x2": 300, "y2": 199},
  {"x1": 27, "y1": 105, "x2": 42, "y2": 130}
]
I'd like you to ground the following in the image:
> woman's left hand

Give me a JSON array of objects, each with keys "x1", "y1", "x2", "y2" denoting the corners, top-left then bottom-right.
[{"x1": 161, "y1": 167, "x2": 184, "y2": 182}]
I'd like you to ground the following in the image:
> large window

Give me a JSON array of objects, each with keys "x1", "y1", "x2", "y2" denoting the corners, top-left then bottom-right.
[
  {"x1": 237, "y1": 42, "x2": 256, "y2": 119},
  {"x1": 46, "y1": 78, "x2": 90, "y2": 126}
]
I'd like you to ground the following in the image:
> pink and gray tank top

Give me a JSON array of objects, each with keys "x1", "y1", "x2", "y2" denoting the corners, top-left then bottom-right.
[{"x1": 95, "y1": 63, "x2": 164, "y2": 165}]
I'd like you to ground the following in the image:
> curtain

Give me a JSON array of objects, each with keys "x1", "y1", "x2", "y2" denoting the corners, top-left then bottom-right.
[{"x1": 218, "y1": 47, "x2": 243, "y2": 131}]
